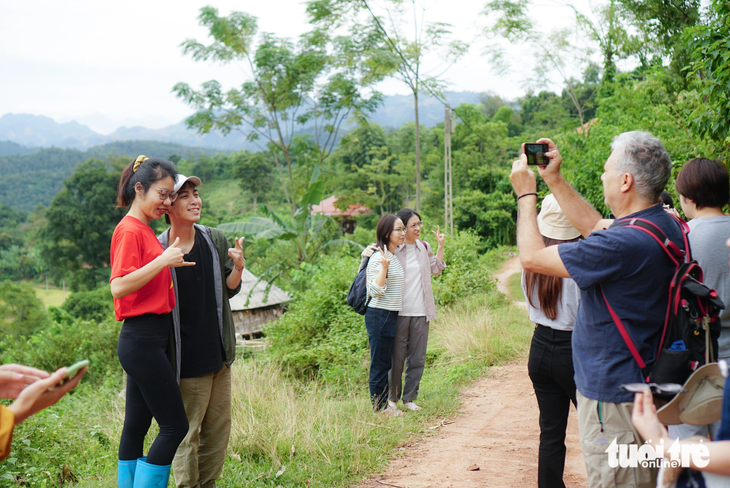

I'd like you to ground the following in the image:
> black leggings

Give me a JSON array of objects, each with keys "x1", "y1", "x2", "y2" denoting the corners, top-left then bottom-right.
[{"x1": 117, "y1": 313, "x2": 188, "y2": 465}]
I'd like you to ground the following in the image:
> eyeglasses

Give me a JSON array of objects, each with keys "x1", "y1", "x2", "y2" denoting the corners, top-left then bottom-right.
[
  {"x1": 149, "y1": 186, "x2": 177, "y2": 203},
  {"x1": 409, "y1": 221, "x2": 424, "y2": 230},
  {"x1": 394, "y1": 227, "x2": 407, "y2": 234}
]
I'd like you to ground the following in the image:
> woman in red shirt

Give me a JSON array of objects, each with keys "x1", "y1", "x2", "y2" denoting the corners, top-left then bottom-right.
[{"x1": 110, "y1": 155, "x2": 194, "y2": 488}]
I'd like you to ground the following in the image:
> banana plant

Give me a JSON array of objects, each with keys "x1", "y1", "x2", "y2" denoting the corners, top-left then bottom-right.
[{"x1": 218, "y1": 166, "x2": 362, "y2": 293}]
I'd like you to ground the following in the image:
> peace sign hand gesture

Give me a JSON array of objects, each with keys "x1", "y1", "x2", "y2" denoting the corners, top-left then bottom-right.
[
  {"x1": 379, "y1": 246, "x2": 390, "y2": 269},
  {"x1": 228, "y1": 237, "x2": 245, "y2": 271},
  {"x1": 432, "y1": 226, "x2": 446, "y2": 249}
]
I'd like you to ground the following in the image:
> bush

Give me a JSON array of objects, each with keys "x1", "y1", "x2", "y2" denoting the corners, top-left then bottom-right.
[
  {"x1": 265, "y1": 254, "x2": 369, "y2": 385},
  {"x1": 62, "y1": 285, "x2": 115, "y2": 323},
  {"x1": 426, "y1": 230, "x2": 504, "y2": 307},
  {"x1": 0, "y1": 280, "x2": 49, "y2": 338},
  {"x1": 264, "y1": 232, "x2": 507, "y2": 383},
  {"x1": 0, "y1": 317, "x2": 122, "y2": 387}
]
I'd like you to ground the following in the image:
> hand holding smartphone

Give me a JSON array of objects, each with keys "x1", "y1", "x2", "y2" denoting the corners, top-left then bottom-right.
[
  {"x1": 64, "y1": 360, "x2": 89, "y2": 379},
  {"x1": 525, "y1": 143, "x2": 549, "y2": 166}
]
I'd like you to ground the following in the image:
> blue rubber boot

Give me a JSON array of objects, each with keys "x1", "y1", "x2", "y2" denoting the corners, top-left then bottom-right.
[
  {"x1": 117, "y1": 459, "x2": 137, "y2": 488},
  {"x1": 132, "y1": 458, "x2": 170, "y2": 488}
]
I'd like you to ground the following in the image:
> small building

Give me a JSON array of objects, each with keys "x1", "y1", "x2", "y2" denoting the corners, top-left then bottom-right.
[
  {"x1": 311, "y1": 196, "x2": 370, "y2": 234},
  {"x1": 229, "y1": 269, "x2": 292, "y2": 340}
]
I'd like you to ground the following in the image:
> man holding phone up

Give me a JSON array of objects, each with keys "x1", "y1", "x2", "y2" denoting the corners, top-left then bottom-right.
[
  {"x1": 158, "y1": 175, "x2": 245, "y2": 488},
  {"x1": 510, "y1": 132, "x2": 679, "y2": 488}
]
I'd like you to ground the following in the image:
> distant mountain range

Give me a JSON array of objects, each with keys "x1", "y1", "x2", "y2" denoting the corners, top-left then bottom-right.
[{"x1": 0, "y1": 91, "x2": 481, "y2": 153}]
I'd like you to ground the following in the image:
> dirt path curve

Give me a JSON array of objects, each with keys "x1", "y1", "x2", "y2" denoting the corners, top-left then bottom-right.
[{"x1": 356, "y1": 257, "x2": 587, "y2": 488}]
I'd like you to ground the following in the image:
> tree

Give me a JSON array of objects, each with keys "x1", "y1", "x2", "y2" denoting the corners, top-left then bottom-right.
[
  {"x1": 40, "y1": 159, "x2": 125, "y2": 291},
  {"x1": 617, "y1": 0, "x2": 701, "y2": 82},
  {"x1": 307, "y1": 0, "x2": 468, "y2": 212},
  {"x1": 218, "y1": 168, "x2": 360, "y2": 291},
  {"x1": 0, "y1": 280, "x2": 48, "y2": 339},
  {"x1": 483, "y1": 0, "x2": 600, "y2": 127},
  {"x1": 174, "y1": 6, "x2": 384, "y2": 216},
  {"x1": 478, "y1": 91, "x2": 507, "y2": 119},
  {"x1": 683, "y1": 0, "x2": 730, "y2": 142}
]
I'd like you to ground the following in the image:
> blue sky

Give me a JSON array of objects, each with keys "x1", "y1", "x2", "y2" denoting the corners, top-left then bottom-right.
[{"x1": 0, "y1": 0, "x2": 593, "y2": 132}]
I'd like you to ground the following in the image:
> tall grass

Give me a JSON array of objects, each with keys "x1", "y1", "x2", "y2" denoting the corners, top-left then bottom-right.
[{"x1": 430, "y1": 293, "x2": 532, "y2": 365}]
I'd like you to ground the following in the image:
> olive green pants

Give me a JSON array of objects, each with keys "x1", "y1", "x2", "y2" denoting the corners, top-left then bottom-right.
[{"x1": 173, "y1": 364, "x2": 231, "y2": 488}]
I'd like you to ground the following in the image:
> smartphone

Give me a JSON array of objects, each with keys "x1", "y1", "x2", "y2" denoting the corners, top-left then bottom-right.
[
  {"x1": 525, "y1": 143, "x2": 549, "y2": 166},
  {"x1": 65, "y1": 359, "x2": 89, "y2": 379}
]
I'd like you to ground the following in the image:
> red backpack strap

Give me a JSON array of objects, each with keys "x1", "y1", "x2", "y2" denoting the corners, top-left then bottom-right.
[
  {"x1": 612, "y1": 218, "x2": 685, "y2": 265},
  {"x1": 601, "y1": 286, "x2": 651, "y2": 382}
]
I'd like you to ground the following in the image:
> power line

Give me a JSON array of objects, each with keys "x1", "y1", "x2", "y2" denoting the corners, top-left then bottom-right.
[{"x1": 360, "y1": 0, "x2": 484, "y2": 139}]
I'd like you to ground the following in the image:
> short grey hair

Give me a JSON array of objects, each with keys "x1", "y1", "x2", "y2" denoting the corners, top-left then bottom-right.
[{"x1": 610, "y1": 131, "x2": 672, "y2": 202}]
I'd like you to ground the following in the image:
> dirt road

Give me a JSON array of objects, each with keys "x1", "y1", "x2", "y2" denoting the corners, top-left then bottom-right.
[{"x1": 358, "y1": 257, "x2": 587, "y2": 488}]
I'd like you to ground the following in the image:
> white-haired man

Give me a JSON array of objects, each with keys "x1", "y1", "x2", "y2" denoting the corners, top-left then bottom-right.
[{"x1": 510, "y1": 132, "x2": 678, "y2": 487}]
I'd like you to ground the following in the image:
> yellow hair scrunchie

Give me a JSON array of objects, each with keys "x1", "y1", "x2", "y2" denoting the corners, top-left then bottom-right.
[{"x1": 133, "y1": 155, "x2": 149, "y2": 173}]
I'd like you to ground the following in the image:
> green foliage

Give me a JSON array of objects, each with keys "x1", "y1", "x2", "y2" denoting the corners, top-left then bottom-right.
[
  {"x1": 0, "y1": 316, "x2": 122, "y2": 387},
  {"x1": 0, "y1": 148, "x2": 87, "y2": 213},
  {"x1": 61, "y1": 285, "x2": 115, "y2": 323},
  {"x1": 617, "y1": 0, "x2": 701, "y2": 80},
  {"x1": 0, "y1": 246, "x2": 39, "y2": 281},
  {"x1": 0, "y1": 280, "x2": 49, "y2": 338},
  {"x1": 557, "y1": 69, "x2": 728, "y2": 215},
  {"x1": 218, "y1": 169, "x2": 353, "y2": 275},
  {"x1": 175, "y1": 6, "x2": 386, "y2": 215},
  {"x1": 264, "y1": 254, "x2": 368, "y2": 385},
  {"x1": 40, "y1": 159, "x2": 125, "y2": 291},
  {"x1": 683, "y1": 0, "x2": 730, "y2": 142},
  {"x1": 0, "y1": 143, "x2": 214, "y2": 213},
  {"x1": 428, "y1": 231, "x2": 502, "y2": 307},
  {"x1": 0, "y1": 383, "x2": 120, "y2": 487},
  {"x1": 453, "y1": 190, "x2": 515, "y2": 249}
]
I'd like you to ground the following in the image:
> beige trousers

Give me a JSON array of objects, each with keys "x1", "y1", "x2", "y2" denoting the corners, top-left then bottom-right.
[
  {"x1": 577, "y1": 391, "x2": 657, "y2": 488},
  {"x1": 173, "y1": 364, "x2": 231, "y2": 488}
]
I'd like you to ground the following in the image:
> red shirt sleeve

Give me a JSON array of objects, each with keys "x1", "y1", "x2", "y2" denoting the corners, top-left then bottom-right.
[{"x1": 111, "y1": 230, "x2": 142, "y2": 282}]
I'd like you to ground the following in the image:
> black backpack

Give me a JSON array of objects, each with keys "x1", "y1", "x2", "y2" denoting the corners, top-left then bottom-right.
[
  {"x1": 602, "y1": 217, "x2": 724, "y2": 389},
  {"x1": 347, "y1": 256, "x2": 371, "y2": 315}
]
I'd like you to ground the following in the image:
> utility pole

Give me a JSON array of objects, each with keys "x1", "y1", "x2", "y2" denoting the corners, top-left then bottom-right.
[{"x1": 444, "y1": 104, "x2": 454, "y2": 234}]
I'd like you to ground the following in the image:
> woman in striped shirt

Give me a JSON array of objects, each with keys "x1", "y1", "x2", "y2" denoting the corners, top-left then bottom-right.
[{"x1": 365, "y1": 214, "x2": 406, "y2": 414}]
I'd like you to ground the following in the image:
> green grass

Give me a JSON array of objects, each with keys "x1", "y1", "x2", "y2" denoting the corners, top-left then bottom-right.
[
  {"x1": 508, "y1": 271, "x2": 524, "y2": 303},
  {"x1": 31, "y1": 283, "x2": 68, "y2": 308}
]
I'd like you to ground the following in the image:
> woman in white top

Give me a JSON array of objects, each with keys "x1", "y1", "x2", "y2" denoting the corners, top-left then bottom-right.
[
  {"x1": 521, "y1": 194, "x2": 581, "y2": 488},
  {"x1": 365, "y1": 215, "x2": 406, "y2": 414}
]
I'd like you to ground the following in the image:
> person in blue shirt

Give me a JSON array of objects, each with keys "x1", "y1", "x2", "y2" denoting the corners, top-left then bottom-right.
[{"x1": 510, "y1": 132, "x2": 678, "y2": 488}]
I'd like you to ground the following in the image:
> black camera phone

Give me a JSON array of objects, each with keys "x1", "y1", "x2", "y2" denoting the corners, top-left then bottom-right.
[{"x1": 525, "y1": 143, "x2": 549, "y2": 166}]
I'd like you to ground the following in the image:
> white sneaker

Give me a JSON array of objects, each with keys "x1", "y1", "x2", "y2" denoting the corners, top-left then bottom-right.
[
  {"x1": 404, "y1": 401, "x2": 422, "y2": 411},
  {"x1": 388, "y1": 400, "x2": 398, "y2": 409},
  {"x1": 383, "y1": 404, "x2": 404, "y2": 417}
]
